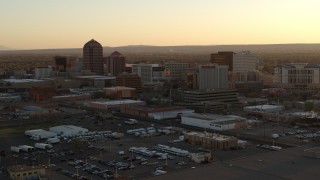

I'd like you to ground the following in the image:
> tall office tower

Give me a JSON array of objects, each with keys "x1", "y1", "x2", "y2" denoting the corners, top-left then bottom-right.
[
  {"x1": 132, "y1": 64, "x2": 160, "y2": 83},
  {"x1": 54, "y1": 56, "x2": 77, "y2": 72},
  {"x1": 116, "y1": 73, "x2": 142, "y2": 93},
  {"x1": 211, "y1": 51, "x2": 258, "y2": 72},
  {"x1": 104, "y1": 51, "x2": 126, "y2": 76},
  {"x1": 210, "y1": 52, "x2": 234, "y2": 71},
  {"x1": 198, "y1": 64, "x2": 228, "y2": 90},
  {"x1": 83, "y1": 39, "x2": 104, "y2": 75},
  {"x1": 164, "y1": 63, "x2": 190, "y2": 79}
]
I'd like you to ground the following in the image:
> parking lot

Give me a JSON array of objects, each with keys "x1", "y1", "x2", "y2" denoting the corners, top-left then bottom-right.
[{"x1": 0, "y1": 113, "x2": 301, "y2": 179}]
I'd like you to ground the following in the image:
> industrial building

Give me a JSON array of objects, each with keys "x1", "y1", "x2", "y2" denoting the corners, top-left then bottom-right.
[
  {"x1": 121, "y1": 106, "x2": 194, "y2": 120},
  {"x1": 25, "y1": 129, "x2": 57, "y2": 139},
  {"x1": 149, "y1": 108, "x2": 194, "y2": 120},
  {"x1": 181, "y1": 113, "x2": 246, "y2": 131},
  {"x1": 7, "y1": 165, "x2": 46, "y2": 180},
  {"x1": 88, "y1": 99, "x2": 145, "y2": 111},
  {"x1": 49, "y1": 125, "x2": 88, "y2": 137},
  {"x1": 184, "y1": 131, "x2": 238, "y2": 150},
  {"x1": 243, "y1": 105, "x2": 284, "y2": 113}
]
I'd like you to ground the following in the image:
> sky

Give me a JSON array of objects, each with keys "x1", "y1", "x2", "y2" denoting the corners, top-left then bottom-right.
[{"x1": 1, "y1": 0, "x2": 320, "y2": 49}]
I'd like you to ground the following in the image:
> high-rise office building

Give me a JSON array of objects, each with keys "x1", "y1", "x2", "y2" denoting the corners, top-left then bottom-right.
[
  {"x1": 83, "y1": 39, "x2": 104, "y2": 75},
  {"x1": 198, "y1": 64, "x2": 228, "y2": 90},
  {"x1": 274, "y1": 63, "x2": 320, "y2": 89},
  {"x1": 210, "y1": 51, "x2": 257, "y2": 72},
  {"x1": 164, "y1": 63, "x2": 190, "y2": 79},
  {"x1": 104, "y1": 51, "x2": 126, "y2": 76},
  {"x1": 132, "y1": 64, "x2": 153, "y2": 83},
  {"x1": 210, "y1": 52, "x2": 234, "y2": 71},
  {"x1": 54, "y1": 56, "x2": 77, "y2": 72},
  {"x1": 116, "y1": 73, "x2": 142, "y2": 93}
]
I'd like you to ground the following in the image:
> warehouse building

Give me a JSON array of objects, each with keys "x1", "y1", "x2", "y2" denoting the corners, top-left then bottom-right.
[
  {"x1": 181, "y1": 113, "x2": 246, "y2": 131},
  {"x1": 49, "y1": 125, "x2": 88, "y2": 137},
  {"x1": 121, "y1": 106, "x2": 194, "y2": 120},
  {"x1": 25, "y1": 129, "x2": 57, "y2": 139},
  {"x1": 88, "y1": 99, "x2": 145, "y2": 111},
  {"x1": 184, "y1": 131, "x2": 238, "y2": 150}
]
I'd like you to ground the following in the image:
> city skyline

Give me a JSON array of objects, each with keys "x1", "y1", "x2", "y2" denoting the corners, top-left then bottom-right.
[{"x1": 1, "y1": 0, "x2": 320, "y2": 49}]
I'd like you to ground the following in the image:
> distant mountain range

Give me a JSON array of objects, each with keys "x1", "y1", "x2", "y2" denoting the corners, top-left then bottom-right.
[
  {"x1": 0, "y1": 45, "x2": 12, "y2": 51},
  {"x1": 0, "y1": 43, "x2": 320, "y2": 55}
]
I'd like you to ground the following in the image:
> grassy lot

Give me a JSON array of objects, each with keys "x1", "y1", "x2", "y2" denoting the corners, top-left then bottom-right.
[{"x1": 0, "y1": 122, "x2": 55, "y2": 137}]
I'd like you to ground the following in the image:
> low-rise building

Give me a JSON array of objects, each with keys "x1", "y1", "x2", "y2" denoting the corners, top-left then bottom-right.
[
  {"x1": 7, "y1": 165, "x2": 46, "y2": 180},
  {"x1": 191, "y1": 152, "x2": 212, "y2": 163},
  {"x1": 52, "y1": 94, "x2": 91, "y2": 102},
  {"x1": 184, "y1": 131, "x2": 238, "y2": 150},
  {"x1": 274, "y1": 63, "x2": 320, "y2": 89},
  {"x1": 183, "y1": 89, "x2": 239, "y2": 104},
  {"x1": 88, "y1": 99, "x2": 145, "y2": 111},
  {"x1": 75, "y1": 75, "x2": 115, "y2": 88},
  {"x1": 181, "y1": 113, "x2": 246, "y2": 131},
  {"x1": 243, "y1": 105, "x2": 284, "y2": 114},
  {"x1": 121, "y1": 106, "x2": 194, "y2": 120},
  {"x1": 104, "y1": 86, "x2": 136, "y2": 99}
]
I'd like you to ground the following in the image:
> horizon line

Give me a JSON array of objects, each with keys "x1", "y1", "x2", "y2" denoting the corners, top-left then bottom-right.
[{"x1": 1, "y1": 42, "x2": 320, "y2": 51}]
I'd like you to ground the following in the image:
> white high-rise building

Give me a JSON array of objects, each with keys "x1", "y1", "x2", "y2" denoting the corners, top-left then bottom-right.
[
  {"x1": 132, "y1": 64, "x2": 163, "y2": 83},
  {"x1": 233, "y1": 51, "x2": 258, "y2": 72},
  {"x1": 34, "y1": 67, "x2": 53, "y2": 79},
  {"x1": 198, "y1": 64, "x2": 228, "y2": 90}
]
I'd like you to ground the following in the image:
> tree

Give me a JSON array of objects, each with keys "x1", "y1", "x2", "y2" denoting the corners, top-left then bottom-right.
[{"x1": 304, "y1": 101, "x2": 314, "y2": 112}]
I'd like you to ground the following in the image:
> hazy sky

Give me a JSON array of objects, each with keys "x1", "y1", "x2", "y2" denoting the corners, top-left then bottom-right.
[{"x1": 1, "y1": 0, "x2": 320, "y2": 49}]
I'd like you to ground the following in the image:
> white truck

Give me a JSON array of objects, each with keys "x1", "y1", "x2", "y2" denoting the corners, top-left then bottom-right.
[
  {"x1": 35, "y1": 143, "x2": 53, "y2": 150},
  {"x1": 46, "y1": 137, "x2": 60, "y2": 144},
  {"x1": 272, "y1": 134, "x2": 279, "y2": 139},
  {"x1": 124, "y1": 119, "x2": 138, "y2": 125},
  {"x1": 11, "y1": 146, "x2": 22, "y2": 153},
  {"x1": 111, "y1": 132, "x2": 124, "y2": 139},
  {"x1": 18, "y1": 145, "x2": 34, "y2": 152}
]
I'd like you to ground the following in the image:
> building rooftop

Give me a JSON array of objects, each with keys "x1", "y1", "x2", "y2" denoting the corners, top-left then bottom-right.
[
  {"x1": 7, "y1": 165, "x2": 44, "y2": 173},
  {"x1": 75, "y1": 75, "x2": 115, "y2": 80},
  {"x1": 185, "y1": 131, "x2": 236, "y2": 141},
  {"x1": 91, "y1": 99, "x2": 144, "y2": 106},
  {"x1": 3, "y1": 79, "x2": 45, "y2": 83},
  {"x1": 244, "y1": 104, "x2": 283, "y2": 110},
  {"x1": 184, "y1": 89, "x2": 237, "y2": 94},
  {"x1": 104, "y1": 86, "x2": 136, "y2": 90},
  {"x1": 110, "y1": 51, "x2": 122, "y2": 56},
  {"x1": 182, "y1": 113, "x2": 245, "y2": 125}
]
